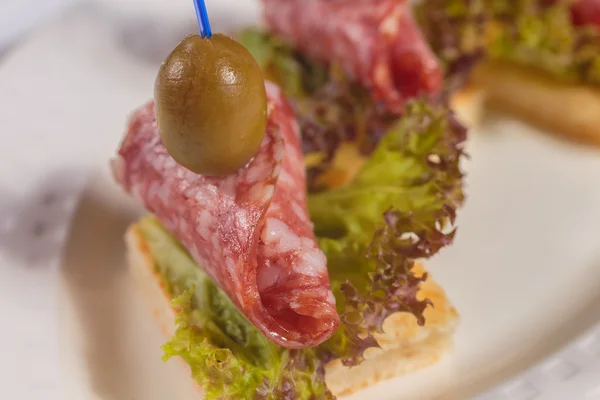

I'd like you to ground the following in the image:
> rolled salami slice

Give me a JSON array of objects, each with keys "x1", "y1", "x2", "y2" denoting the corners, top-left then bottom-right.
[
  {"x1": 262, "y1": 0, "x2": 443, "y2": 113},
  {"x1": 112, "y1": 82, "x2": 339, "y2": 349}
]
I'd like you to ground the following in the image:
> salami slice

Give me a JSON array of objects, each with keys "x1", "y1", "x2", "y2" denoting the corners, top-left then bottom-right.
[
  {"x1": 571, "y1": 0, "x2": 600, "y2": 28},
  {"x1": 112, "y1": 82, "x2": 339, "y2": 348},
  {"x1": 262, "y1": 0, "x2": 443, "y2": 114}
]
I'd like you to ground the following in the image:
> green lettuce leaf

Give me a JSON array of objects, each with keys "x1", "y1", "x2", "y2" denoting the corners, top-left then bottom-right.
[
  {"x1": 313, "y1": 100, "x2": 466, "y2": 365},
  {"x1": 138, "y1": 217, "x2": 334, "y2": 400},
  {"x1": 416, "y1": 0, "x2": 600, "y2": 85},
  {"x1": 237, "y1": 28, "x2": 328, "y2": 98}
]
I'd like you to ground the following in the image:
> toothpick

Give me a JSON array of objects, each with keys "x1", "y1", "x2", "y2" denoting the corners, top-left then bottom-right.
[{"x1": 193, "y1": 0, "x2": 212, "y2": 38}]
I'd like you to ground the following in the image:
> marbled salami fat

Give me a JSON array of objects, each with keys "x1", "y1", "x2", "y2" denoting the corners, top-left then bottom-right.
[
  {"x1": 112, "y1": 82, "x2": 339, "y2": 348},
  {"x1": 262, "y1": 0, "x2": 442, "y2": 114}
]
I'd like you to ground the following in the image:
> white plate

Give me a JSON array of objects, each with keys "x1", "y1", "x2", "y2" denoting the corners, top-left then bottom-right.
[{"x1": 2, "y1": 1, "x2": 600, "y2": 399}]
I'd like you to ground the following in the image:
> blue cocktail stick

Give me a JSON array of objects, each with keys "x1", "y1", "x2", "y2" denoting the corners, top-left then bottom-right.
[{"x1": 193, "y1": 0, "x2": 212, "y2": 38}]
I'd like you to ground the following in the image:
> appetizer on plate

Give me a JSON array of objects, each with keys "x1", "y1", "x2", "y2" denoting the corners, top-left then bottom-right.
[
  {"x1": 418, "y1": 0, "x2": 600, "y2": 144},
  {"x1": 112, "y1": 0, "x2": 466, "y2": 398}
]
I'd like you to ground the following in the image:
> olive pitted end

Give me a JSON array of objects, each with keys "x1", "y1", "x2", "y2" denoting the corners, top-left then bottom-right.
[{"x1": 154, "y1": 33, "x2": 268, "y2": 176}]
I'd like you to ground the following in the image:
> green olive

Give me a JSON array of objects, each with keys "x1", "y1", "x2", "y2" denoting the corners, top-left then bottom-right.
[{"x1": 154, "y1": 33, "x2": 267, "y2": 176}]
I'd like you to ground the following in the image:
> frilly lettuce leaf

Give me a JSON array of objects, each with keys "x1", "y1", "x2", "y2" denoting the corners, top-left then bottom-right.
[
  {"x1": 416, "y1": 0, "x2": 600, "y2": 85},
  {"x1": 312, "y1": 100, "x2": 466, "y2": 365},
  {"x1": 414, "y1": 0, "x2": 488, "y2": 90},
  {"x1": 138, "y1": 218, "x2": 334, "y2": 400},
  {"x1": 163, "y1": 290, "x2": 333, "y2": 400}
]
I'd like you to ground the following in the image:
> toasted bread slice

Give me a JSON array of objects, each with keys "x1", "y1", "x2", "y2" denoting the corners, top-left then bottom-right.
[
  {"x1": 470, "y1": 60, "x2": 600, "y2": 145},
  {"x1": 125, "y1": 223, "x2": 459, "y2": 397},
  {"x1": 450, "y1": 84, "x2": 486, "y2": 131}
]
